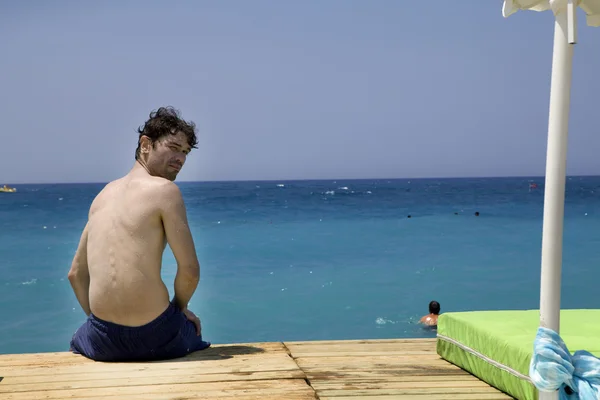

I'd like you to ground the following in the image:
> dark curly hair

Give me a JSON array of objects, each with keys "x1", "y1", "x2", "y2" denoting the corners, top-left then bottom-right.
[{"x1": 135, "y1": 106, "x2": 198, "y2": 160}]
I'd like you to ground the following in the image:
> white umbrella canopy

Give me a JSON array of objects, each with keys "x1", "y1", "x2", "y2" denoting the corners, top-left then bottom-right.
[
  {"x1": 502, "y1": 1, "x2": 599, "y2": 399},
  {"x1": 503, "y1": 0, "x2": 600, "y2": 26}
]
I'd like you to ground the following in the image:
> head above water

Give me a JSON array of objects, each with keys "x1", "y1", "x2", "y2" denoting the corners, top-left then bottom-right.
[
  {"x1": 429, "y1": 301, "x2": 440, "y2": 315},
  {"x1": 135, "y1": 106, "x2": 198, "y2": 181}
]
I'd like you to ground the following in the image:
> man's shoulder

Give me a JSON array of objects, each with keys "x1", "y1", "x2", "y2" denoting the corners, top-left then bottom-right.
[
  {"x1": 89, "y1": 181, "x2": 118, "y2": 215},
  {"x1": 147, "y1": 177, "x2": 182, "y2": 197},
  {"x1": 138, "y1": 177, "x2": 184, "y2": 209},
  {"x1": 419, "y1": 314, "x2": 437, "y2": 325}
]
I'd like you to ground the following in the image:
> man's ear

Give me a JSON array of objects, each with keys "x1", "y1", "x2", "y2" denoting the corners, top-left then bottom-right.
[{"x1": 139, "y1": 135, "x2": 153, "y2": 154}]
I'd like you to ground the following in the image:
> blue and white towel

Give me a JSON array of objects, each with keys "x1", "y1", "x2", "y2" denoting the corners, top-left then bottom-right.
[{"x1": 529, "y1": 326, "x2": 600, "y2": 399}]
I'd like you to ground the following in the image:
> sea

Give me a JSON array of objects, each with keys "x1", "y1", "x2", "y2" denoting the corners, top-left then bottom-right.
[{"x1": 0, "y1": 176, "x2": 599, "y2": 355}]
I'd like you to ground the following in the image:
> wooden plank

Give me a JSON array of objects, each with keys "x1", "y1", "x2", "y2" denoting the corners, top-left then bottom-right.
[
  {"x1": 82, "y1": 394, "x2": 316, "y2": 400},
  {"x1": 0, "y1": 353, "x2": 291, "y2": 370},
  {"x1": 0, "y1": 342, "x2": 284, "y2": 367},
  {"x1": 311, "y1": 380, "x2": 504, "y2": 390},
  {"x1": 304, "y1": 372, "x2": 488, "y2": 382},
  {"x1": 319, "y1": 394, "x2": 511, "y2": 400},
  {"x1": 0, "y1": 356, "x2": 301, "y2": 377},
  {"x1": 285, "y1": 342, "x2": 437, "y2": 351},
  {"x1": 289, "y1": 351, "x2": 437, "y2": 357},
  {"x1": 0, "y1": 370, "x2": 306, "y2": 392},
  {"x1": 1, "y1": 363, "x2": 302, "y2": 384},
  {"x1": 285, "y1": 339, "x2": 437, "y2": 346},
  {"x1": 3, "y1": 341, "x2": 286, "y2": 357},
  {"x1": 2, "y1": 378, "x2": 313, "y2": 400},
  {"x1": 299, "y1": 363, "x2": 469, "y2": 375},
  {"x1": 296, "y1": 354, "x2": 445, "y2": 362},
  {"x1": 316, "y1": 387, "x2": 509, "y2": 397},
  {"x1": 286, "y1": 341, "x2": 437, "y2": 347},
  {"x1": 285, "y1": 340, "x2": 438, "y2": 356},
  {"x1": 294, "y1": 355, "x2": 456, "y2": 369}
]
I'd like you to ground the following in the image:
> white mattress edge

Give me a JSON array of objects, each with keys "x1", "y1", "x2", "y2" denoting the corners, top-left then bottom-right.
[{"x1": 437, "y1": 333, "x2": 533, "y2": 383}]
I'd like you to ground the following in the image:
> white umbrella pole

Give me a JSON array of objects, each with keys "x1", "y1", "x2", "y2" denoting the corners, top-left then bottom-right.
[{"x1": 538, "y1": 6, "x2": 575, "y2": 400}]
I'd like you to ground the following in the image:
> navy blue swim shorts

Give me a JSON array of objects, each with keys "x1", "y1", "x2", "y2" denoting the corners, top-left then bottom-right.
[{"x1": 69, "y1": 303, "x2": 210, "y2": 362}]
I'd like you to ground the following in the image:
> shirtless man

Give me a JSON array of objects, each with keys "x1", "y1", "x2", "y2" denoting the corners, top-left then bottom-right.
[
  {"x1": 419, "y1": 301, "x2": 441, "y2": 327},
  {"x1": 68, "y1": 106, "x2": 210, "y2": 361}
]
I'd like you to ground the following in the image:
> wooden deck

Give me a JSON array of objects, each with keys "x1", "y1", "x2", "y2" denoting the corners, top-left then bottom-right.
[{"x1": 0, "y1": 338, "x2": 512, "y2": 399}]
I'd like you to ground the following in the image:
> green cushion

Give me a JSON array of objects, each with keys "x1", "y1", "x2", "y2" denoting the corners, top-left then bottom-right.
[{"x1": 436, "y1": 309, "x2": 600, "y2": 400}]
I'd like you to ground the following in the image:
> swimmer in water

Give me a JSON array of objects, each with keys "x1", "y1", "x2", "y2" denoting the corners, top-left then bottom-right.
[{"x1": 419, "y1": 301, "x2": 440, "y2": 327}]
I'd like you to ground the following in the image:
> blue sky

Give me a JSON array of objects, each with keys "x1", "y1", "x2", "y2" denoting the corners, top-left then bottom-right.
[{"x1": 1, "y1": 1, "x2": 599, "y2": 183}]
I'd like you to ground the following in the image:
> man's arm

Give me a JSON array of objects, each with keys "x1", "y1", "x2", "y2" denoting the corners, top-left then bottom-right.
[
  {"x1": 160, "y1": 182, "x2": 200, "y2": 311},
  {"x1": 67, "y1": 223, "x2": 91, "y2": 316}
]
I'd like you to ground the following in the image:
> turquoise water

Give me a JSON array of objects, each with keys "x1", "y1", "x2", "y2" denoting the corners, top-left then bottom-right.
[{"x1": 1, "y1": 177, "x2": 598, "y2": 354}]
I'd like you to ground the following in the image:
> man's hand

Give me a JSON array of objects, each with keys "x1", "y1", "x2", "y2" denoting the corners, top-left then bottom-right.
[{"x1": 183, "y1": 309, "x2": 202, "y2": 336}]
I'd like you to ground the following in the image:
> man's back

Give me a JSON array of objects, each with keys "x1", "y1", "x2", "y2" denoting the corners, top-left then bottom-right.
[
  {"x1": 68, "y1": 107, "x2": 210, "y2": 362},
  {"x1": 419, "y1": 313, "x2": 438, "y2": 326},
  {"x1": 87, "y1": 174, "x2": 171, "y2": 326}
]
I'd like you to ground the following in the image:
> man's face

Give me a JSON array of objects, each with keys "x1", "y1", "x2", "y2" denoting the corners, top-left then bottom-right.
[{"x1": 146, "y1": 131, "x2": 192, "y2": 181}]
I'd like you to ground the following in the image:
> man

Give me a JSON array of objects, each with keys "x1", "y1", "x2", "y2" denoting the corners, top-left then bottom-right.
[
  {"x1": 419, "y1": 301, "x2": 441, "y2": 327},
  {"x1": 68, "y1": 106, "x2": 210, "y2": 362}
]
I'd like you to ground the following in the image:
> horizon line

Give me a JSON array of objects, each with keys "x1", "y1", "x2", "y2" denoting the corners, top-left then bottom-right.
[{"x1": 4, "y1": 173, "x2": 600, "y2": 186}]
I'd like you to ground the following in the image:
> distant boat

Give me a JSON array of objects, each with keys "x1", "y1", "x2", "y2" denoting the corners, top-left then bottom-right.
[{"x1": 0, "y1": 185, "x2": 16, "y2": 193}]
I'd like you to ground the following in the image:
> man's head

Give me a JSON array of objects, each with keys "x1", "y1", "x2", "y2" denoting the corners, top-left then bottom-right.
[
  {"x1": 135, "y1": 106, "x2": 198, "y2": 181},
  {"x1": 429, "y1": 301, "x2": 440, "y2": 315}
]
